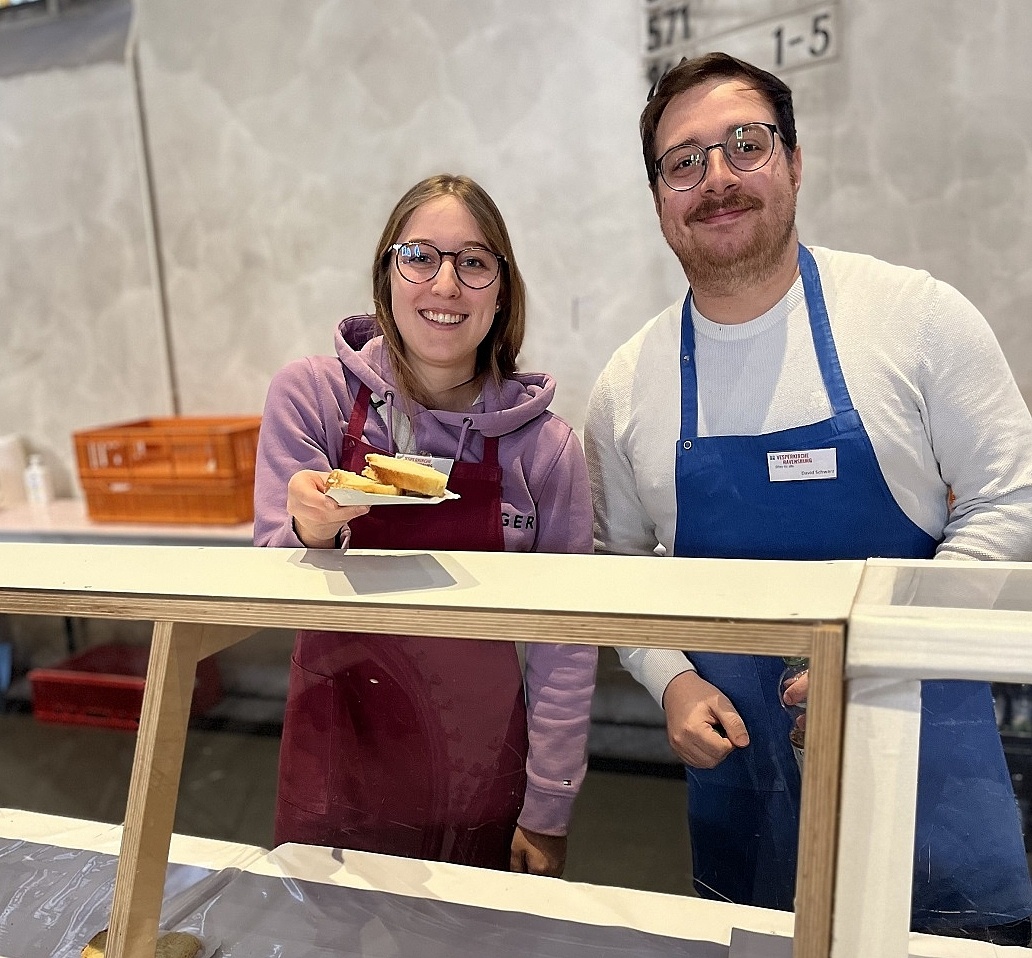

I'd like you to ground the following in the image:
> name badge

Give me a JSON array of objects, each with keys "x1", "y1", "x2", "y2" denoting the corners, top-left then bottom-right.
[{"x1": 767, "y1": 448, "x2": 837, "y2": 482}]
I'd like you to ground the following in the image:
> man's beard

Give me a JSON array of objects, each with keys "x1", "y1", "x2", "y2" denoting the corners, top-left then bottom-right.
[{"x1": 661, "y1": 177, "x2": 798, "y2": 295}]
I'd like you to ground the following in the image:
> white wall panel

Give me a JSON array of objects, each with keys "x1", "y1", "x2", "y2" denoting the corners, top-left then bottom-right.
[{"x1": 2, "y1": 0, "x2": 1029, "y2": 487}]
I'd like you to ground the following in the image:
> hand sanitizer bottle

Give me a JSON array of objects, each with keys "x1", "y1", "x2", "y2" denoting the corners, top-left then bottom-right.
[{"x1": 23, "y1": 454, "x2": 54, "y2": 507}]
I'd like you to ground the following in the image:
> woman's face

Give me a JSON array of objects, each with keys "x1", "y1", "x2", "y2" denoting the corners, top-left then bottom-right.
[{"x1": 389, "y1": 195, "x2": 501, "y2": 391}]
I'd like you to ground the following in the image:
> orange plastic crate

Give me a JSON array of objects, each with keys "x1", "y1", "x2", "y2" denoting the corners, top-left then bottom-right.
[
  {"x1": 28, "y1": 643, "x2": 223, "y2": 730},
  {"x1": 73, "y1": 416, "x2": 261, "y2": 524}
]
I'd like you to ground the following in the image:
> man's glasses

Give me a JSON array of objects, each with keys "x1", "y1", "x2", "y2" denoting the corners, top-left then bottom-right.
[
  {"x1": 655, "y1": 122, "x2": 780, "y2": 192},
  {"x1": 391, "y1": 242, "x2": 504, "y2": 290}
]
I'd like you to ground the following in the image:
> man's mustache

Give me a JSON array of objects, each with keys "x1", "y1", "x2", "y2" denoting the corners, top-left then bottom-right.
[{"x1": 689, "y1": 196, "x2": 760, "y2": 222}]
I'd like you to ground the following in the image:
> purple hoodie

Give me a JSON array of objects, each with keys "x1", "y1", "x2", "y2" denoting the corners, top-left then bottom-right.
[{"x1": 254, "y1": 315, "x2": 598, "y2": 834}]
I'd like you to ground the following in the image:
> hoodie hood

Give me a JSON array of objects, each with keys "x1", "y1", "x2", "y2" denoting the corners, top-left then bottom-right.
[{"x1": 334, "y1": 315, "x2": 556, "y2": 444}]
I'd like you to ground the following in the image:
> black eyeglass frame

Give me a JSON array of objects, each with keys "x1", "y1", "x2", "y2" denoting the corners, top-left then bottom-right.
[
  {"x1": 655, "y1": 122, "x2": 781, "y2": 192},
  {"x1": 389, "y1": 242, "x2": 506, "y2": 290}
]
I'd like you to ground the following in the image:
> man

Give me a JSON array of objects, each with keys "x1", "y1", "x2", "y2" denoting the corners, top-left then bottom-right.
[{"x1": 584, "y1": 52, "x2": 1032, "y2": 944}]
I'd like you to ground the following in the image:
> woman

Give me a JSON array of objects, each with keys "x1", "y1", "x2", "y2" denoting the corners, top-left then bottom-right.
[{"x1": 253, "y1": 174, "x2": 597, "y2": 877}]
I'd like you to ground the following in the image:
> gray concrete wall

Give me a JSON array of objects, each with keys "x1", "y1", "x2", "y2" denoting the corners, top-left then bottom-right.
[{"x1": 1, "y1": 0, "x2": 1030, "y2": 495}]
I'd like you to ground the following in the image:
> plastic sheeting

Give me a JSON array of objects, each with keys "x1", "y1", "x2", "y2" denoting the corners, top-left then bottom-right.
[
  {"x1": 0, "y1": 836, "x2": 727, "y2": 958},
  {"x1": 186, "y1": 869, "x2": 728, "y2": 958},
  {"x1": 0, "y1": 838, "x2": 225, "y2": 958}
]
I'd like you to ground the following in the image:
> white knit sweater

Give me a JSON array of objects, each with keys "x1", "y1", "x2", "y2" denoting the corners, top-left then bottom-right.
[{"x1": 584, "y1": 246, "x2": 1032, "y2": 704}]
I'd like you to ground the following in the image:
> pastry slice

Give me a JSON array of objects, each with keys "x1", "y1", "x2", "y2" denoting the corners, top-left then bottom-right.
[
  {"x1": 363, "y1": 454, "x2": 448, "y2": 497},
  {"x1": 325, "y1": 469, "x2": 399, "y2": 496}
]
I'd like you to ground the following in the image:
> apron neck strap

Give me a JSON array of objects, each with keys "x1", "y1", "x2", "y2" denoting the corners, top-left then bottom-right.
[
  {"x1": 797, "y1": 244, "x2": 853, "y2": 415},
  {"x1": 347, "y1": 383, "x2": 373, "y2": 440}
]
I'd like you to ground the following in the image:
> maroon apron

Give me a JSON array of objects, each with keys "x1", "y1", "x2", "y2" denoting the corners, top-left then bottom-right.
[{"x1": 274, "y1": 385, "x2": 528, "y2": 869}]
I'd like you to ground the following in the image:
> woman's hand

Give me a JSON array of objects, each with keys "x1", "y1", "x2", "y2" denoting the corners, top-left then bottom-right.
[
  {"x1": 510, "y1": 826, "x2": 567, "y2": 877},
  {"x1": 287, "y1": 469, "x2": 369, "y2": 548}
]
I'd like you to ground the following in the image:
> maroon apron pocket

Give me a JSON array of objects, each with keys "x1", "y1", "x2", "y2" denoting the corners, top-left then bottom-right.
[{"x1": 277, "y1": 654, "x2": 334, "y2": 817}]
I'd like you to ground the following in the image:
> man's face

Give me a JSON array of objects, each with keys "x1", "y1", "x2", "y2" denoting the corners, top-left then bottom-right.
[{"x1": 653, "y1": 78, "x2": 803, "y2": 292}]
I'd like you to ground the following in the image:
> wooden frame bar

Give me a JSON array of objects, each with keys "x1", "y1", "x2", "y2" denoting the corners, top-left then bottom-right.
[
  {"x1": 794, "y1": 624, "x2": 846, "y2": 958},
  {"x1": 0, "y1": 544, "x2": 861, "y2": 958}
]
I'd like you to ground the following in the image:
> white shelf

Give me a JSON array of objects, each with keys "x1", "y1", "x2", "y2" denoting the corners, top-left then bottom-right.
[{"x1": 0, "y1": 499, "x2": 252, "y2": 546}]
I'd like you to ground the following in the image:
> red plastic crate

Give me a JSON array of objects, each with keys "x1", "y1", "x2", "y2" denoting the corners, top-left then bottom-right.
[{"x1": 28, "y1": 643, "x2": 223, "y2": 730}]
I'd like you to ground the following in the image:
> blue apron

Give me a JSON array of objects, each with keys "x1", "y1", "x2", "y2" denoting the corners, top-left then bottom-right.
[{"x1": 674, "y1": 244, "x2": 1031, "y2": 929}]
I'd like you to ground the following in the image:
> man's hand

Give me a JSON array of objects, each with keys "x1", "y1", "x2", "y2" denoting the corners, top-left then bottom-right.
[
  {"x1": 510, "y1": 826, "x2": 566, "y2": 877},
  {"x1": 287, "y1": 470, "x2": 369, "y2": 548},
  {"x1": 662, "y1": 670, "x2": 750, "y2": 767}
]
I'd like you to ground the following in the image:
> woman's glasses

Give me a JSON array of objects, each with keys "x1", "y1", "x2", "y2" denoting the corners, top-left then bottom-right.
[{"x1": 391, "y1": 242, "x2": 504, "y2": 290}]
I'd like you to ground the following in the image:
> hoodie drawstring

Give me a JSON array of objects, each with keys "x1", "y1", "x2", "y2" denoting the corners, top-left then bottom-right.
[
  {"x1": 382, "y1": 391, "x2": 396, "y2": 454},
  {"x1": 455, "y1": 417, "x2": 473, "y2": 460},
  {"x1": 379, "y1": 391, "x2": 471, "y2": 460}
]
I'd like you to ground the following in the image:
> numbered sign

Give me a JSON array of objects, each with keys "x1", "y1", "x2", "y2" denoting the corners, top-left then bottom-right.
[{"x1": 643, "y1": 0, "x2": 839, "y2": 89}]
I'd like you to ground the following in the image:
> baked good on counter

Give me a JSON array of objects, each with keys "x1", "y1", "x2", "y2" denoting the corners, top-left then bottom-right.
[
  {"x1": 82, "y1": 929, "x2": 203, "y2": 958},
  {"x1": 363, "y1": 453, "x2": 449, "y2": 497},
  {"x1": 325, "y1": 469, "x2": 399, "y2": 496}
]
